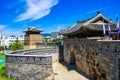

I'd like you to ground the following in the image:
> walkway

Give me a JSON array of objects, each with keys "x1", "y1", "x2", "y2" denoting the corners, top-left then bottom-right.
[{"x1": 53, "y1": 62, "x2": 89, "y2": 80}]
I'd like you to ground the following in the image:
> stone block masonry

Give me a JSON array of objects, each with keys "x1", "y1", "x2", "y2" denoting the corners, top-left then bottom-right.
[
  {"x1": 6, "y1": 53, "x2": 53, "y2": 80},
  {"x1": 63, "y1": 38, "x2": 120, "y2": 80}
]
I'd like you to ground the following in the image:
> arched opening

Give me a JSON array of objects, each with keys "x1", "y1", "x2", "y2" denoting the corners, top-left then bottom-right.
[{"x1": 70, "y1": 52, "x2": 76, "y2": 65}]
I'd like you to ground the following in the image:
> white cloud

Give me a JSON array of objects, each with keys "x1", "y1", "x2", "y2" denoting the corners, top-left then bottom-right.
[
  {"x1": 87, "y1": 6, "x2": 112, "y2": 14},
  {"x1": 0, "y1": 25, "x2": 7, "y2": 30},
  {"x1": 15, "y1": 0, "x2": 58, "y2": 22},
  {"x1": 56, "y1": 26, "x2": 63, "y2": 31},
  {"x1": 51, "y1": 24, "x2": 68, "y2": 32},
  {"x1": 0, "y1": 25, "x2": 23, "y2": 36},
  {"x1": 75, "y1": 6, "x2": 112, "y2": 19},
  {"x1": 2, "y1": 29, "x2": 24, "y2": 36}
]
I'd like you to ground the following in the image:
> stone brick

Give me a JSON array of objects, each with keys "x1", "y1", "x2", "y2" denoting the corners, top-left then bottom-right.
[
  {"x1": 6, "y1": 55, "x2": 53, "y2": 80},
  {"x1": 63, "y1": 38, "x2": 120, "y2": 80}
]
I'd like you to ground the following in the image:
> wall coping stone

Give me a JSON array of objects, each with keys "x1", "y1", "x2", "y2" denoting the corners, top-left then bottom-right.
[
  {"x1": 6, "y1": 54, "x2": 52, "y2": 57},
  {"x1": 97, "y1": 40, "x2": 120, "y2": 42}
]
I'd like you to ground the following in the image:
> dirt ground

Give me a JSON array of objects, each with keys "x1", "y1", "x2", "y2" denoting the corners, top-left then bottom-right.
[{"x1": 53, "y1": 62, "x2": 89, "y2": 80}]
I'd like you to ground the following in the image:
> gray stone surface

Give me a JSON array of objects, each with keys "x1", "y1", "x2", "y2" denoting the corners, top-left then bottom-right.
[
  {"x1": 6, "y1": 48, "x2": 55, "y2": 80},
  {"x1": 63, "y1": 38, "x2": 120, "y2": 80}
]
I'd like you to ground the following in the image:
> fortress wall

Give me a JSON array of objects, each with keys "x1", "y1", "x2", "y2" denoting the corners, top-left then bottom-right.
[
  {"x1": 6, "y1": 54, "x2": 53, "y2": 80},
  {"x1": 63, "y1": 38, "x2": 120, "y2": 80},
  {"x1": 35, "y1": 42, "x2": 61, "y2": 62}
]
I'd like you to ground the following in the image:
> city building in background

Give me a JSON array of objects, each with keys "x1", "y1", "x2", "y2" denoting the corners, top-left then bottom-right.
[
  {"x1": 51, "y1": 31, "x2": 60, "y2": 39},
  {"x1": 41, "y1": 33, "x2": 52, "y2": 42},
  {"x1": 0, "y1": 33, "x2": 24, "y2": 48}
]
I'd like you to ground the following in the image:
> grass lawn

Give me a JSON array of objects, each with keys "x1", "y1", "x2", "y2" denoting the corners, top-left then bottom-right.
[
  {"x1": 0, "y1": 54, "x2": 5, "y2": 58},
  {"x1": 0, "y1": 53, "x2": 15, "y2": 80},
  {"x1": 0, "y1": 53, "x2": 5, "y2": 70}
]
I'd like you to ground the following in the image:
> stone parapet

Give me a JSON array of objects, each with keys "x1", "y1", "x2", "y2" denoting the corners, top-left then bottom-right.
[{"x1": 6, "y1": 49, "x2": 54, "y2": 80}]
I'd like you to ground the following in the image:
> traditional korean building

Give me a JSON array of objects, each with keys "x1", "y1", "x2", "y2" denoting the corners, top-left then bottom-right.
[
  {"x1": 23, "y1": 27, "x2": 43, "y2": 49},
  {"x1": 61, "y1": 12, "x2": 117, "y2": 39}
]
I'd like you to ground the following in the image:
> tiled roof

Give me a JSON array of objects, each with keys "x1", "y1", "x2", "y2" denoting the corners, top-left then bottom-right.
[
  {"x1": 23, "y1": 27, "x2": 43, "y2": 32},
  {"x1": 61, "y1": 12, "x2": 117, "y2": 35},
  {"x1": 61, "y1": 22, "x2": 83, "y2": 34},
  {"x1": 83, "y1": 13, "x2": 112, "y2": 25}
]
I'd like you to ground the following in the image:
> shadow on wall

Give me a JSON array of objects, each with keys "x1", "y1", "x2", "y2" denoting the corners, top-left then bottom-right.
[{"x1": 70, "y1": 51, "x2": 76, "y2": 65}]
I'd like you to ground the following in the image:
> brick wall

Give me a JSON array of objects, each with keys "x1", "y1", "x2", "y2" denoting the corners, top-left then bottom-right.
[{"x1": 24, "y1": 34, "x2": 43, "y2": 49}]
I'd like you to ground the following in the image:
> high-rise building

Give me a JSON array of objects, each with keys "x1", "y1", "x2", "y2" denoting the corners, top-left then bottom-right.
[{"x1": 51, "y1": 31, "x2": 60, "y2": 39}]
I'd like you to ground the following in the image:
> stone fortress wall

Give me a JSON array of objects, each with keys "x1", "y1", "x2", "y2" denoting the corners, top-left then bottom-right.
[
  {"x1": 63, "y1": 38, "x2": 120, "y2": 80},
  {"x1": 6, "y1": 39, "x2": 120, "y2": 80},
  {"x1": 36, "y1": 42, "x2": 61, "y2": 62},
  {"x1": 6, "y1": 47, "x2": 59, "y2": 80}
]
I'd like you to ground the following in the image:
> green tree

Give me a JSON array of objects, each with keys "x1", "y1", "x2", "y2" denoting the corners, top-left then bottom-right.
[
  {"x1": 62, "y1": 35, "x2": 68, "y2": 40},
  {"x1": 52, "y1": 38, "x2": 61, "y2": 42},
  {"x1": 0, "y1": 46, "x2": 4, "y2": 52},
  {"x1": 9, "y1": 39, "x2": 24, "y2": 51},
  {"x1": 45, "y1": 38, "x2": 48, "y2": 42}
]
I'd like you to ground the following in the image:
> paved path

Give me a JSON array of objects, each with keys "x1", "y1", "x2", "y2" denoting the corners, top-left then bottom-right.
[{"x1": 53, "y1": 62, "x2": 89, "y2": 80}]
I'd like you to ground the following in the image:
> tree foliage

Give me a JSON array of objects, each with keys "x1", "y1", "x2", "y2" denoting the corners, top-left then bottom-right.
[
  {"x1": 9, "y1": 39, "x2": 24, "y2": 51},
  {"x1": 52, "y1": 39, "x2": 61, "y2": 42},
  {"x1": 45, "y1": 38, "x2": 48, "y2": 42},
  {"x1": 0, "y1": 46, "x2": 4, "y2": 51},
  {"x1": 62, "y1": 35, "x2": 68, "y2": 40}
]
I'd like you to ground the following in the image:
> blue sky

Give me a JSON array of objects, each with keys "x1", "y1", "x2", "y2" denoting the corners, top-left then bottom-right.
[{"x1": 0, "y1": 0, "x2": 120, "y2": 35}]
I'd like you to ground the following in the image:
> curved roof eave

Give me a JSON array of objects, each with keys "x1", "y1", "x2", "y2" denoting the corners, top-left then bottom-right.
[
  {"x1": 61, "y1": 22, "x2": 83, "y2": 34},
  {"x1": 61, "y1": 12, "x2": 116, "y2": 35}
]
